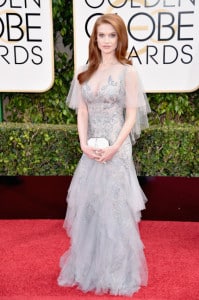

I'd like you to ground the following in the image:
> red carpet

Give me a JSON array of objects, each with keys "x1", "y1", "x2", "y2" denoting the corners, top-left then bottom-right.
[{"x1": 0, "y1": 220, "x2": 198, "y2": 300}]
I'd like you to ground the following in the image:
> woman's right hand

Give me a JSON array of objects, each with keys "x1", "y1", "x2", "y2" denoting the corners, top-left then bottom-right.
[{"x1": 81, "y1": 144, "x2": 103, "y2": 161}]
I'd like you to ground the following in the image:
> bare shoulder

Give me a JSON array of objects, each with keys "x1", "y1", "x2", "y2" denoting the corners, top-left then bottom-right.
[
  {"x1": 121, "y1": 64, "x2": 138, "y2": 80},
  {"x1": 124, "y1": 64, "x2": 136, "y2": 73},
  {"x1": 75, "y1": 64, "x2": 88, "y2": 75}
]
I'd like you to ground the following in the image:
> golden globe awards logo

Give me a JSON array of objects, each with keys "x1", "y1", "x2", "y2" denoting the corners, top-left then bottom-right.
[
  {"x1": 74, "y1": 0, "x2": 199, "y2": 92},
  {"x1": 0, "y1": 0, "x2": 54, "y2": 92},
  {"x1": 0, "y1": 1, "x2": 42, "y2": 65}
]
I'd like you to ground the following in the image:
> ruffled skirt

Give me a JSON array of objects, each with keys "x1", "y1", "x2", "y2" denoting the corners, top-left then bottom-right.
[{"x1": 57, "y1": 151, "x2": 148, "y2": 296}]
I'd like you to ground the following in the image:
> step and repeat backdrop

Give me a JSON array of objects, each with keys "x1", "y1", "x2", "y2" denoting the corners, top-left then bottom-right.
[
  {"x1": 73, "y1": 0, "x2": 199, "y2": 92},
  {"x1": 0, "y1": 0, "x2": 54, "y2": 92}
]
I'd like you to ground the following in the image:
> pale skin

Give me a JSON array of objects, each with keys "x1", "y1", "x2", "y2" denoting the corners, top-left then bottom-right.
[{"x1": 78, "y1": 23, "x2": 136, "y2": 163}]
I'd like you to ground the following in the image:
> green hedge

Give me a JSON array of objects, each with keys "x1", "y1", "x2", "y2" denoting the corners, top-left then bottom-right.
[
  {"x1": 133, "y1": 124, "x2": 199, "y2": 177},
  {"x1": 0, "y1": 123, "x2": 198, "y2": 177}
]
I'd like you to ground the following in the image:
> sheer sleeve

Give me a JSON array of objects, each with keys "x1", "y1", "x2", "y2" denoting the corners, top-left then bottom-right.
[
  {"x1": 66, "y1": 65, "x2": 88, "y2": 110},
  {"x1": 124, "y1": 65, "x2": 151, "y2": 145}
]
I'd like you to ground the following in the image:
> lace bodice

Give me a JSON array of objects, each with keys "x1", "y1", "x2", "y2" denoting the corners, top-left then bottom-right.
[
  {"x1": 66, "y1": 63, "x2": 151, "y2": 144},
  {"x1": 82, "y1": 67, "x2": 125, "y2": 144}
]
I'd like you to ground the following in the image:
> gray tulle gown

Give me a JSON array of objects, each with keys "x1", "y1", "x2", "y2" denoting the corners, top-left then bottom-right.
[{"x1": 57, "y1": 63, "x2": 151, "y2": 296}]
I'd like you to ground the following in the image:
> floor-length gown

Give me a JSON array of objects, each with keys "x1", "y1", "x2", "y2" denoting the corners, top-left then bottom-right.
[{"x1": 57, "y1": 63, "x2": 150, "y2": 296}]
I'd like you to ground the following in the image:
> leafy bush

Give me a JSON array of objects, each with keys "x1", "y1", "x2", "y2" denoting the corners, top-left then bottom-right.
[
  {"x1": 133, "y1": 124, "x2": 199, "y2": 177},
  {"x1": 0, "y1": 123, "x2": 79, "y2": 176},
  {"x1": 5, "y1": 52, "x2": 76, "y2": 125},
  {"x1": 0, "y1": 123, "x2": 198, "y2": 176},
  {"x1": 148, "y1": 91, "x2": 199, "y2": 125},
  {"x1": 52, "y1": 0, "x2": 73, "y2": 48}
]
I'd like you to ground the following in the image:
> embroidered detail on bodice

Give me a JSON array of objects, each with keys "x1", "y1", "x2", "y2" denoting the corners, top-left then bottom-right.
[{"x1": 81, "y1": 68, "x2": 126, "y2": 145}]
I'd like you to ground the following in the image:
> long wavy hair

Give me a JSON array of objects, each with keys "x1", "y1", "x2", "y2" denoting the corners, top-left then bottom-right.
[{"x1": 78, "y1": 14, "x2": 132, "y2": 84}]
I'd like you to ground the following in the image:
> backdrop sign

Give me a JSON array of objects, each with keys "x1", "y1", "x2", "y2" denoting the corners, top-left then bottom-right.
[
  {"x1": 0, "y1": 0, "x2": 54, "y2": 92},
  {"x1": 73, "y1": 0, "x2": 199, "y2": 92}
]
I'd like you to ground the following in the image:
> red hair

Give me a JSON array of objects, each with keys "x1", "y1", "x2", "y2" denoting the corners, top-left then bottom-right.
[{"x1": 78, "y1": 14, "x2": 132, "y2": 84}]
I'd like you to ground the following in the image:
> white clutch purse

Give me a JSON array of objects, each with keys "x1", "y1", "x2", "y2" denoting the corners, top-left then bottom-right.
[{"x1": 87, "y1": 137, "x2": 109, "y2": 149}]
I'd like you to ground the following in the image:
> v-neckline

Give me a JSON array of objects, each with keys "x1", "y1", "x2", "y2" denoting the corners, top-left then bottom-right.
[
  {"x1": 85, "y1": 64, "x2": 124, "y2": 96},
  {"x1": 86, "y1": 75, "x2": 122, "y2": 98}
]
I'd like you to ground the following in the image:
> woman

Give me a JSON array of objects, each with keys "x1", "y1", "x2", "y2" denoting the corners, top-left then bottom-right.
[{"x1": 58, "y1": 14, "x2": 151, "y2": 296}]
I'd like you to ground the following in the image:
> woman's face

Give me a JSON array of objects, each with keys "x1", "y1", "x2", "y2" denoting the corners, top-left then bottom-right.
[{"x1": 96, "y1": 23, "x2": 118, "y2": 56}]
